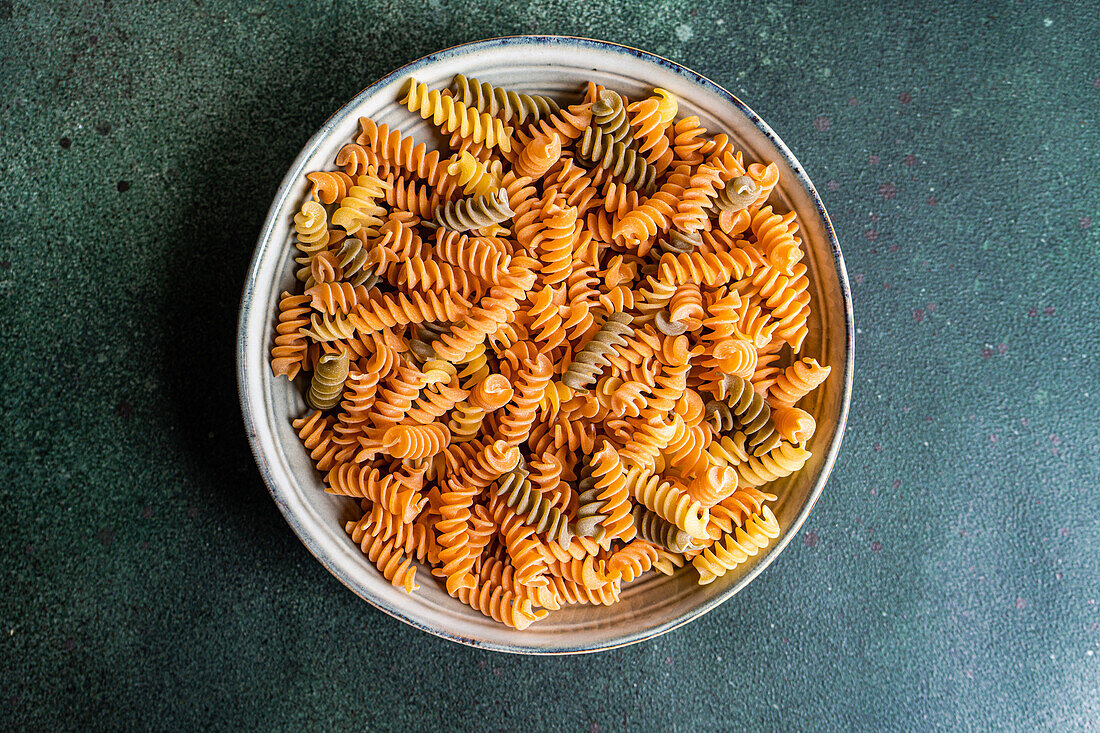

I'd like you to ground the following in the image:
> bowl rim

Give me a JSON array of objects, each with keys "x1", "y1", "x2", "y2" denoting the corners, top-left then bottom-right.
[{"x1": 237, "y1": 34, "x2": 854, "y2": 654}]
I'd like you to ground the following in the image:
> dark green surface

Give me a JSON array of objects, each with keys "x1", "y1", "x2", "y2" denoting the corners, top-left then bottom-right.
[{"x1": 2, "y1": 1, "x2": 1098, "y2": 730}]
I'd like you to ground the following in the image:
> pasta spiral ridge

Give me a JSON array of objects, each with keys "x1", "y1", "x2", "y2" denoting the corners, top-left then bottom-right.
[
  {"x1": 518, "y1": 102, "x2": 593, "y2": 147},
  {"x1": 526, "y1": 285, "x2": 567, "y2": 351},
  {"x1": 292, "y1": 200, "x2": 330, "y2": 282}
]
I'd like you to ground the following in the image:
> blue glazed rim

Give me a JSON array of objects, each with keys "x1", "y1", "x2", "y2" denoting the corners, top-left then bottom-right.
[{"x1": 237, "y1": 35, "x2": 854, "y2": 654}]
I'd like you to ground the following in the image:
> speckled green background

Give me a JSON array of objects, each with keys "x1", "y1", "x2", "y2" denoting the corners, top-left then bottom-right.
[{"x1": 1, "y1": 0, "x2": 1097, "y2": 730}]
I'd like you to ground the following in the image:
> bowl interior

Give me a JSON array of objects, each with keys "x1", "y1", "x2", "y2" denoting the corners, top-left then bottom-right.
[{"x1": 238, "y1": 37, "x2": 852, "y2": 653}]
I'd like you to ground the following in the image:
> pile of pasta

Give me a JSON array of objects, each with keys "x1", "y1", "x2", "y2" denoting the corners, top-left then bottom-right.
[{"x1": 270, "y1": 74, "x2": 831, "y2": 629}]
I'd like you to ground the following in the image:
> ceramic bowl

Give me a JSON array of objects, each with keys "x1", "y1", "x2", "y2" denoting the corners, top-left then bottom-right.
[{"x1": 237, "y1": 36, "x2": 853, "y2": 654}]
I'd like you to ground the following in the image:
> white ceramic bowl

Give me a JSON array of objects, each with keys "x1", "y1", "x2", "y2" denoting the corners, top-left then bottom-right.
[{"x1": 238, "y1": 36, "x2": 853, "y2": 654}]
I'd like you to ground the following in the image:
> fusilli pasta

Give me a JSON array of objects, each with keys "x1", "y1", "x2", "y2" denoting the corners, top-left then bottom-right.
[{"x1": 268, "y1": 75, "x2": 833, "y2": 626}]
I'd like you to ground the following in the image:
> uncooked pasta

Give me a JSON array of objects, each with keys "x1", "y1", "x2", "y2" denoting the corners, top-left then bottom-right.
[{"x1": 269, "y1": 74, "x2": 832, "y2": 628}]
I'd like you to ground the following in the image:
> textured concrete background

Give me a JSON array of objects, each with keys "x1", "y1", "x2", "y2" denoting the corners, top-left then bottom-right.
[{"x1": 1, "y1": 0, "x2": 1098, "y2": 729}]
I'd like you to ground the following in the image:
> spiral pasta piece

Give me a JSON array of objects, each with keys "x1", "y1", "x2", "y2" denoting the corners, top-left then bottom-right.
[
  {"x1": 671, "y1": 115, "x2": 707, "y2": 167},
  {"x1": 270, "y1": 292, "x2": 312, "y2": 379},
  {"x1": 750, "y1": 205, "x2": 803, "y2": 274},
  {"x1": 769, "y1": 357, "x2": 832, "y2": 407},
  {"x1": 771, "y1": 405, "x2": 817, "y2": 444},
  {"x1": 401, "y1": 78, "x2": 513, "y2": 152},
  {"x1": 626, "y1": 465, "x2": 710, "y2": 539},
  {"x1": 587, "y1": 440, "x2": 635, "y2": 543},
  {"x1": 355, "y1": 118, "x2": 456, "y2": 192},
  {"x1": 518, "y1": 102, "x2": 593, "y2": 148},
  {"x1": 494, "y1": 467, "x2": 572, "y2": 546},
  {"x1": 591, "y1": 89, "x2": 631, "y2": 143},
  {"x1": 715, "y1": 175, "x2": 758, "y2": 214},
  {"x1": 514, "y1": 132, "x2": 562, "y2": 179},
  {"x1": 447, "y1": 151, "x2": 501, "y2": 197},
  {"x1": 452, "y1": 576, "x2": 546, "y2": 629},
  {"x1": 683, "y1": 464, "x2": 738, "y2": 508},
  {"x1": 706, "y1": 374, "x2": 782, "y2": 457},
  {"x1": 627, "y1": 95, "x2": 675, "y2": 172},
  {"x1": 398, "y1": 257, "x2": 485, "y2": 301},
  {"x1": 562, "y1": 312, "x2": 634, "y2": 391},
  {"x1": 607, "y1": 539, "x2": 662, "y2": 583},
  {"x1": 291, "y1": 411, "x2": 341, "y2": 472},
  {"x1": 577, "y1": 126, "x2": 657, "y2": 193},
  {"x1": 382, "y1": 423, "x2": 451, "y2": 460},
  {"x1": 434, "y1": 189, "x2": 514, "y2": 232},
  {"x1": 452, "y1": 74, "x2": 559, "y2": 123},
  {"x1": 331, "y1": 173, "x2": 391, "y2": 235},
  {"x1": 433, "y1": 227, "x2": 513, "y2": 283},
  {"x1": 305, "y1": 282, "x2": 370, "y2": 315},
  {"x1": 735, "y1": 442, "x2": 812, "y2": 486},
  {"x1": 325, "y1": 462, "x2": 424, "y2": 521},
  {"x1": 496, "y1": 356, "x2": 553, "y2": 446},
  {"x1": 631, "y1": 504, "x2": 697, "y2": 553},
  {"x1": 292, "y1": 200, "x2": 330, "y2": 282},
  {"x1": 614, "y1": 165, "x2": 689, "y2": 245},
  {"x1": 533, "y1": 197, "x2": 578, "y2": 287},
  {"x1": 692, "y1": 507, "x2": 780, "y2": 585},
  {"x1": 346, "y1": 529, "x2": 420, "y2": 593},
  {"x1": 307, "y1": 170, "x2": 353, "y2": 204},
  {"x1": 349, "y1": 290, "x2": 470, "y2": 335},
  {"x1": 656, "y1": 249, "x2": 758, "y2": 287},
  {"x1": 382, "y1": 174, "x2": 441, "y2": 219},
  {"x1": 306, "y1": 350, "x2": 350, "y2": 411}
]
